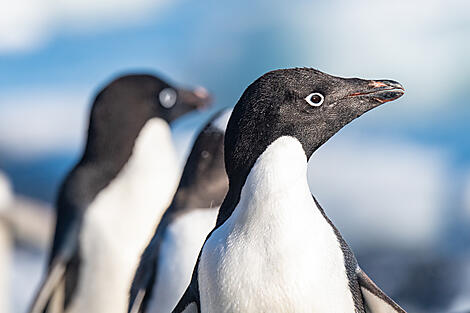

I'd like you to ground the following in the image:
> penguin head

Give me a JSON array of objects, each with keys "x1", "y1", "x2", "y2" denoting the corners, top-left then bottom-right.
[
  {"x1": 92, "y1": 74, "x2": 212, "y2": 124},
  {"x1": 156, "y1": 81, "x2": 212, "y2": 123},
  {"x1": 83, "y1": 74, "x2": 212, "y2": 162},
  {"x1": 224, "y1": 68, "x2": 404, "y2": 180},
  {"x1": 173, "y1": 109, "x2": 231, "y2": 209}
]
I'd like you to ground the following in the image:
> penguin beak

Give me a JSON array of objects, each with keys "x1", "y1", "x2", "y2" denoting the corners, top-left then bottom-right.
[
  {"x1": 348, "y1": 80, "x2": 405, "y2": 103},
  {"x1": 177, "y1": 86, "x2": 213, "y2": 110}
]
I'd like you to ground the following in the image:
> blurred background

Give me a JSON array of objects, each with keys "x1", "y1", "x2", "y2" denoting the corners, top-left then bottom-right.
[{"x1": 0, "y1": 0, "x2": 469, "y2": 312}]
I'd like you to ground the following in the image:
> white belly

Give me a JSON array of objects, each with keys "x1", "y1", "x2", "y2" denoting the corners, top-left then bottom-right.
[
  {"x1": 67, "y1": 118, "x2": 180, "y2": 313},
  {"x1": 198, "y1": 136, "x2": 355, "y2": 313},
  {"x1": 147, "y1": 208, "x2": 218, "y2": 313}
]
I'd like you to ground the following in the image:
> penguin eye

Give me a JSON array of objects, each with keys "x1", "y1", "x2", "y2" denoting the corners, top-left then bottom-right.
[
  {"x1": 305, "y1": 93, "x2": 324, "y2": 107},
  {"x1": 159, "y1": 88, "x2": 177, "y2": 109}
]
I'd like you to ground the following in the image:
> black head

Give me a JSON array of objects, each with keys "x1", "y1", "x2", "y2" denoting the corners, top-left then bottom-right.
[
  {"x1": 215, "y1": 68, "x2": 404, "y2": 225},
  {"x1": 82, "y1": 74, "x2": 212, "y2": 163},
  {"x1": 224, "y1": 68, "x2": 404, "y2": 182},
  {"x1": 172, "y1": 108, "x2": 231, "y2": 210}
]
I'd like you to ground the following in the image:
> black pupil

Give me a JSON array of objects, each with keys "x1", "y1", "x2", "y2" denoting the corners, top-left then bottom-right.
[{"x1": 310, "y1": 95, "x2": 321, "y2": 103}]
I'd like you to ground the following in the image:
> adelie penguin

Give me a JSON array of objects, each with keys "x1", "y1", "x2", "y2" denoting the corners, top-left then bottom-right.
[
  {"x1": 128, "y1": 108, "x2": 231, "y2": 313},
  {"x1": 29, "y1": 73, "x2": 212, "y2": 313},
  {"x1": 173, "y1": 68, "x2": 408, "y2": 313}
]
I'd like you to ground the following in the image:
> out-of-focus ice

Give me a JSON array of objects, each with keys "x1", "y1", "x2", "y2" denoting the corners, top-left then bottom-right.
[
  {"x1": 0, "y1": 171, "x2": 13, "y2": 211},
  {"x1": 0, "y1": 222, "x2": 11, "y2": 313},
  {"x1": 0, "y1": 92, "x2": 89, "y2": 158},
  {"x1": 0, "y1": 170, "x2": 53, "y2": 313},
  {"x1": 0, "y1": 171, "x2": 13, "y2": 313},
  {"x1": 7, "y1": 197, "x2": 53, "y2": 313},
  {"x1": 308, "y1": 134, "x2": 449, "y2": 249},
  {"x1": 0, "y1": 0, "x2": 171, "y2": 52},
  {"x1": 462, "y1": 173, "x2": 470, "y2": 222},
  {"x1": 446, "y1": 258, "x2": 470, "y2": 313}
]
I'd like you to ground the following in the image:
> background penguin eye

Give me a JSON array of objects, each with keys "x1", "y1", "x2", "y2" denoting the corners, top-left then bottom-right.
[
  {"x1": 305, "y1": 93, "x2": 324, "y2": 107},
  {"x1": 159, "y1": 88, "x2": 177, "y2": 109}
]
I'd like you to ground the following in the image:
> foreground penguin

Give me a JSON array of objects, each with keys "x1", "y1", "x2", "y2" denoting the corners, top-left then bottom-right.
[
  {"x1": 128, "y1": 108, "x2": 231, "y2": 313},
  {"x1": 173, "y1": 68, "x2": 407, "y2": 313},
  {"x1": 29, "y1": 74, "x2": 212, "y2": 313}
]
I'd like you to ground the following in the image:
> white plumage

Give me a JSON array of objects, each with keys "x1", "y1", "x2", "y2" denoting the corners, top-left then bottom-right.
[
  {"x1": 67, "y1": 118, "x2": 180, "y2": 313},
  {"x1": 147, "y1": 208, "x2": 218, "y2": 313},
  {"x1": 198, "y1": 136, "x2": 355, "y2": 313}
]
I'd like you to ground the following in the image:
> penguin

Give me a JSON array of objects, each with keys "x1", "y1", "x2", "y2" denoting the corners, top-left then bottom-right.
[
  {"x1": 128, "y1": 108, "x2": 232, "y2": 313},
  {"x1": 29, "y1": 74, "x2": 212, "y2": 313},
  {"x1": 173, "y1": 68, "x2": 407, "y2": 313}
]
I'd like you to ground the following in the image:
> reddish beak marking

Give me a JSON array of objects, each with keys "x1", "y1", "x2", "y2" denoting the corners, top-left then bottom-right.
[
  {"x1": 194, "y1": 87, "x2": 210, "y2": 99},
  {"x1": 349, "y1": 92, "x2": 364, "y2": 97},
  {"x1": 370, "y1": 81, "x2": 389, "y2": 88}
]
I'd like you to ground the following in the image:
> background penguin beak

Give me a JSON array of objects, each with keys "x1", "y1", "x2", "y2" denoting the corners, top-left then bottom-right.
[
  {"x1": 177, "y1": 86, "x2": 213, "y2": 110},
  {"x1": 349, "y1": 80, "x2": 405, "y2": 103}
]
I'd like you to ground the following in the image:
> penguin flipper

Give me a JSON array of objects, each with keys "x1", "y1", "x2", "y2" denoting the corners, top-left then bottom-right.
[
  {"x1": 128, "y1": 240, "x2": 160, "y2": 313},
  {"x1": 356, "y1": 267, "x2": 407, "y2": 313},
  {"x1": 128, "y1": 289, "x2": 146, "y2": 313},
  {"x1": 128, "y1": 214, "x2": 171, "y2": 313},
  {"x1": 173, "y1": 298, "x2": 198, "y2": 313},
  {"x1": 28, "y1": 259, "x2": 66, "y2": 313},
  {"x1": 172, "y1": 275, "x2": 200, "y2": 313},
  {"x1": 172, "y1": 287, "x2": 199, "y2": 313},
  {"x1": 180, "y1": 302, "x2": 198, "y2": 313}
]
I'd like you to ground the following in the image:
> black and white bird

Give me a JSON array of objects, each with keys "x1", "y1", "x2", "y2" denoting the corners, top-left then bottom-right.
[
  {"x1": 128, "y1": 108, "x2": 231, "y2": 313},
  {"x1": 173, "y1": 68, "x2": 407, "y2": 313},
  {"x1": 29, "y1": 74, "x2": 212, "y2": 313}
]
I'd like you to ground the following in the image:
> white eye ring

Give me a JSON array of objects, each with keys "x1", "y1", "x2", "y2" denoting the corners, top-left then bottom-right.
[
  {"x1": 159, "y1": 88, "x2": 177, "y2": 109},
  {"x1": 305, "y1": 92, "x2": 324, "y2": 107}
]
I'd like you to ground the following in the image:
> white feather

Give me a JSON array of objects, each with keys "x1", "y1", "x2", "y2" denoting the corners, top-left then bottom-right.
[
  {"x1": 198, "y1": 136, "x2": 355, "y2": 313},
  {"x1": 147, "y1": 208, "x2": 218, "y2": 313},
  {"x1": 67, "y1": 118, "x2": 180, "y2": 313},
  {"x1": 211, "y1": 109, "x2": 232, "y2": 132},
  {"x1": 362, "y1": 288, "x2": 399, "y2": 313}
]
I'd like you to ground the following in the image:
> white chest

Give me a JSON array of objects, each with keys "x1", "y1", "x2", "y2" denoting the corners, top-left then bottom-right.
[
  {"x1": 148, "y1": 207, "x2": 218, "y2": 313},
  {"x1": 68, "y1": 118, "x2": 180, "y2": 313},
  {"x1": 198, "y1": 136, "x2": 355, "y2": 313}
]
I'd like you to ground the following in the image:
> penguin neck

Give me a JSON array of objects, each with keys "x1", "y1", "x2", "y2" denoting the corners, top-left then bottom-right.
[
  {"x1": 243, "y1": 136, "x2": 309, "y2": 198},
  {"x1": 121, "y1": 118, "x2": 175, "y2": 182},
  {"x1": 80, "y1": 117, "x2": 172, "y2": 183},
  {"x1": 216, "y1": 136, "x2": 312, "y2": 227}
]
